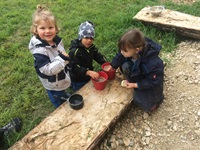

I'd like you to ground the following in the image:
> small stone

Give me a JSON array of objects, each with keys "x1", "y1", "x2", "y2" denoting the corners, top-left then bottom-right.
[
  {"x1": 145, "y1": 131, "x2": 151, "y2": 137},
  {"x1": 111, "y1": 142, "x2": 117, "y2": 149},
  {"x1": 198, "y1": 111, "x2": 200, "y2": 116},
  {"x1": 173, "y1": 123, "x2": 178, "y2": 131},
  {"x1": 118, "y1": 139, "x2": 124, "y2": 146},
  {"x1": 143, "y1": 112, "x2": 149, "y2": 119},
  {"x1": 129, "y1": 140, "x2": 134, "y2": 147},
  {"x1": 123, "y1": 137, "x2": 130, "y2": 146}
]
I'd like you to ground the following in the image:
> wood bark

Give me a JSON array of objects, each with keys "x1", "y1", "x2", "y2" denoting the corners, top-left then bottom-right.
[{"x1": 133, "y1": 7, "x2": 200, "y2": 40}]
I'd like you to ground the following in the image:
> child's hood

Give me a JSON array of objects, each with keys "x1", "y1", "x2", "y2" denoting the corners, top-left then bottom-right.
[
  {"x1": 29, "y1": 35, "x2": 62, "y2": 53},
  {"x1": 70, "y1": 39, "x2": 80, "y2": 50},
  {"x1": 29, "y1": 36, "x2": 42, "y2": 49},
  {"x1": 141, "y1": 37, "x2": 162, "y2": 58}
]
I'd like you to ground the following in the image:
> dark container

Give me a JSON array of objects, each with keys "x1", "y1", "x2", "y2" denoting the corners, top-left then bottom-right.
[{"x1": 68, "y1": 94, "x2": 84, "y2": 110}]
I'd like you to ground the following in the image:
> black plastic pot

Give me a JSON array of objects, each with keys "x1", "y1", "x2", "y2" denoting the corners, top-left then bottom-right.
[{"x1": 68, "y1": 94, "x2": 84, "y2": 110}]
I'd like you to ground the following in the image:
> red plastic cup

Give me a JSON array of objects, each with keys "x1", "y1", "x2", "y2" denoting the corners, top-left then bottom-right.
[
  {"x1": 101, "y1": 62, "x2": 116, "y2": 80},
  {"x1": 92, "y1": 71, "x2": 108, "y2": 90}
]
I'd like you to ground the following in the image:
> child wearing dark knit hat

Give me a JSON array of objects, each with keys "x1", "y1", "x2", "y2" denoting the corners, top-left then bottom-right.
[
  {"x1": 69, "y1": 21, "x2": 106, "y2": 91},
  {"x1": 78, "y1": 21, "x2": 95, "y2": 40}
]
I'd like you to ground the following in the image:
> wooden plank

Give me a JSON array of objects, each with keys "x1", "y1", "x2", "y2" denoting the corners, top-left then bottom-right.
[
  {"x1": 133, "y1": 7, "x2": 200, "y2": 39},
  {"x1": 9, "y1": 73, "x2": 133, "y2": 150}
]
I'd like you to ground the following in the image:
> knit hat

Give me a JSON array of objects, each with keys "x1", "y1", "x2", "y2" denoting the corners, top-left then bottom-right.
[{"x1": 78, "y1": 21, "x2": 95, "y2": 40}]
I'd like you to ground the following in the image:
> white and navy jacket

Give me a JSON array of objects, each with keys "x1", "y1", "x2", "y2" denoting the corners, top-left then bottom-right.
[{"x1": 29, "y1": 35, "x2": 71, "y2": 91}]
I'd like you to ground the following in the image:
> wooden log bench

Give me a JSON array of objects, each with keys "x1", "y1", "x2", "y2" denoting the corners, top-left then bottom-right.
[
  {"x1": 133, "y1": 6, "x2": 200, "y2": 40},
  {"x1": 9, "y1": 73, "x2": 133, "y2": 150}
]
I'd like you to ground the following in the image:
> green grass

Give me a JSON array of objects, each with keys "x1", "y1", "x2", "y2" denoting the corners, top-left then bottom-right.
[{"x1": 0, "y1": 0, "x2": 199, "y2": 148}]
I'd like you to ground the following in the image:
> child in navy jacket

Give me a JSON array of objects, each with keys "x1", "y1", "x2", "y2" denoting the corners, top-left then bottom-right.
[{"x1": 106, "y1": 29, "x2": 164, "y2": 112}]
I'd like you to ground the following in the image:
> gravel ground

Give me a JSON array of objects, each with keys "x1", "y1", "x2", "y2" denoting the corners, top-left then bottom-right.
[{"x1": 96, "y1": 40, "x2": 200, "y2": 150}]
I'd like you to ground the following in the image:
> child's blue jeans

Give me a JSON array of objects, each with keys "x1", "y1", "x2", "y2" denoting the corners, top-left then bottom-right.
[
  {"x1": 46, "y1": 90, "x2": 71, "y2": 108},
  {"x1": 70, "y1": 81, "x2": 87, "y2": 92}
]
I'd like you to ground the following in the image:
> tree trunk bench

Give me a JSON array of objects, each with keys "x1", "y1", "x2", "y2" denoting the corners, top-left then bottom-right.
[
  {"x1": 9, "y1": 73, "x2": 133, "y2": 150},
  {"x1": 133, "y1": 7, "x2": 200, "y2": 39}
]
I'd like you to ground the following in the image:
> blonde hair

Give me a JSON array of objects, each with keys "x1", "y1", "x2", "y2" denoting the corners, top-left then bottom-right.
[{"x1": 30, "y1": 5, "x2": 59, "y2": 35}]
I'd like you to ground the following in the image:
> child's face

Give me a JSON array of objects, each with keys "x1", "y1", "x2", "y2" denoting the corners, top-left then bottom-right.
[
  {"x1": 121, "y1": 48, "x2": 137, "y2": 58},
  {"x1": 81, "y1": 37, "x2": 94, "y2": 48},
  {"x1": 36, "y1": 20, "x2": 57, "y2": 45}
]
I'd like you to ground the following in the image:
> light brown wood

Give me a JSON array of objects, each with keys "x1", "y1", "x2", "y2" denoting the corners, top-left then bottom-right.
[
  {"x1": 133, "y1": 7, "x2": 200, "y2": 39},
  {"x1": 9, "y1": 73, "x2": 133, "y2": 150}
]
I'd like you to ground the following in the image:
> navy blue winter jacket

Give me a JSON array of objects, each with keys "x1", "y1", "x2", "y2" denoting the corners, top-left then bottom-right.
[{"x1": 111, "y1": 38, "x2": 164, "y2": 111}]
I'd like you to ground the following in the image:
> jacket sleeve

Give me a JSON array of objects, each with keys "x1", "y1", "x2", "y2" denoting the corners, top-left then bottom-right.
[
  {"x1": 110, "y1": 52, "x2": 126, "y2": 69},
  {"x1": 137, "y1": 58, "x2": 164, "y2": 90},
  {"x1": 93, "y1": 47, "x2": 106, "y2": 65},
  {"x1": 68, "y1": 48, "x2": 88, "y2": 77},
  {"x1": 33, "y1": 47, "x2": 68, "y2": 76}
]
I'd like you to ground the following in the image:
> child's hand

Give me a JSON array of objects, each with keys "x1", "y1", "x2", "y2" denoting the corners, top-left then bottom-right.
[
  {"x1": 121, "y1": 80, "x2": 138, "y2": 89},
  {"x1": 58, "y1": 51, "x2": 70, "y2": 61},
  {"x1": 126, "y1": 82, "x2": 138, "y2": 89},
  {"x1": 61, "y1": 52, "x2": 69, "y2": 57},
  {"x1": 86, "y1": 70, "x2": 99, "y2": 79}
]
